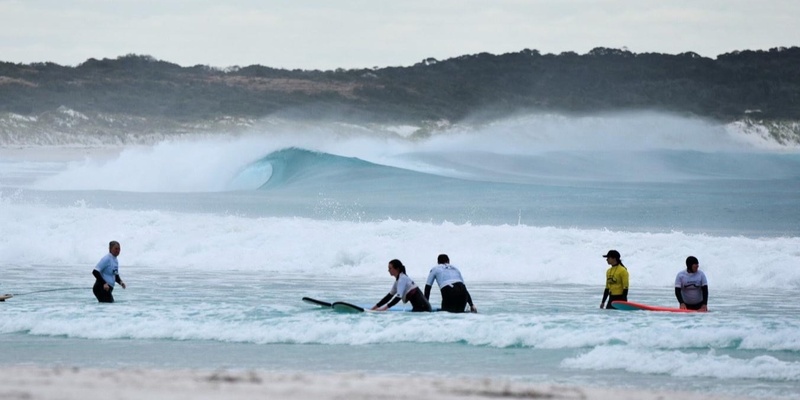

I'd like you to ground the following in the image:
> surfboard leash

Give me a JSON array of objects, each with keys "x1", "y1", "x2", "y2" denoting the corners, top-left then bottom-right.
[{"x1": 10, "y1": 287, "x2": 92, "y2": 296}]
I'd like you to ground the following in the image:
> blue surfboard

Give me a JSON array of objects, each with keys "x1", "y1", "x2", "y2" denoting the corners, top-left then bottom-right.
[
  {"x1": 331, "y1": 301, "x2": 365, "y2": 313},
  {"x1": 302, "y1": 297, "x2": 414, "y2": 312}
]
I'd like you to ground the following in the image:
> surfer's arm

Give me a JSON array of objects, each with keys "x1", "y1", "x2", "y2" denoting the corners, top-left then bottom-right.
[
  {"x1": 675, "y1": 287, "x2": 685, "y2": 307},
  {"x1": 385, "y1": 297, "x2": 401, "y2": 309},
  {"x1": 697, "y1": 285, "x2": 709, "y2": 311},
  {"x1": 92, "y1": 269, "x2": 112, "y2": 285},
  {"x1": 373, "y1": 293, "x2": 393, "y2": 309},
  {"x1": 92, "y1": 269, "x2": 114, "y2": 290},
  {"x1": 465, "y1": 288, "x2": 477, "y2": 313},
  {"x1": 115, "y1": 274, "x2": 126, "y2": 289},
  {"x1": 674, "y1": 287, "x2": 684, "y2": 303},
  {"x1": 424, "y1": 285, "x2": 432, "y2": 300},
  {"x1": 601, "y1": 288, "x2": 609, "y2": 308},
  {"x1": 621, "y1": 270, "x2": 629, "y2": 296}
]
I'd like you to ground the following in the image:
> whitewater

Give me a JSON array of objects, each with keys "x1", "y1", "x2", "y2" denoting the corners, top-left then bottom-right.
[{"x1": 1, "y1": 113, "x2": 799, "y2": 399}]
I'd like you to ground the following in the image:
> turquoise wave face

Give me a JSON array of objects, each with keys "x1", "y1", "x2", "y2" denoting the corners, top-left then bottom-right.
[
  {"x1": 243, "y1": 147, "x2": 800, "y2": 193},
  {"x1": 7, "y1": 145, "x2": 799, "y2": 234},
  {"x1": 254, "y1": 147, "x2": 446, "y2": 190},
  {"x1": 219, "y1": 147, "x2": 800, "y2": 235}
]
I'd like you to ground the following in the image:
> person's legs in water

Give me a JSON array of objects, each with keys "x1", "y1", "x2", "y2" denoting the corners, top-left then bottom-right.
[
  {"x1": 606, "y1": 294, "x2": 626, "y2": 309},
  {"x1": 440, "y1": 284, "x2": 468, "y2": 312},
  {"x1": 408, "y1": 288, "x2": 432, "y2": 312},
  {"x1": 93, "y1": 281, "x2": 114, "y2": 303}
]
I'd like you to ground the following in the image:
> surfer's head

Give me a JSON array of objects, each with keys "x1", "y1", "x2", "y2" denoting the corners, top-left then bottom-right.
[
  {"x1": 388, "y1": 259, "x2": 406, "y2": 279},
  {"x1": 686, "y1": 256, "x2": 699, "y2": 272},
  {"x1": 437, "y1": 254, "x2": 449, "y2": 264},
  {"x1": 109, "y1": 240, "x2": 121, "y2": 257},
  {"x1": 602, "y1": 250, "x2": 621, "y2": 265}
]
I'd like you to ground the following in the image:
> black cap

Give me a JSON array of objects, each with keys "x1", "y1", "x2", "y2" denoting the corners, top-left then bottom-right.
[{"x1": 603, "y1": 250, "x2": 621, "y2": 259}]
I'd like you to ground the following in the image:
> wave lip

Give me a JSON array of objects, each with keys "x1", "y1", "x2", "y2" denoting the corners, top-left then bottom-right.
[{"x1": 255, "y1": 147, "x2": 451, "y2": 190}]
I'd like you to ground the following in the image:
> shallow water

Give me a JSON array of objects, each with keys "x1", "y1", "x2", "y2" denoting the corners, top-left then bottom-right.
[
  {"x1": 2, "y1": 266, "x2": 799, "y2": 398},
  {"x1": 2, "y1": 116, "x2": 799, "y2": 398}
]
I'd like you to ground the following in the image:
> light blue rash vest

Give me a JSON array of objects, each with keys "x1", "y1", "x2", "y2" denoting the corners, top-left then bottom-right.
[{"x1": 94, "y1": 253, "x2": 119, "y2": 287}]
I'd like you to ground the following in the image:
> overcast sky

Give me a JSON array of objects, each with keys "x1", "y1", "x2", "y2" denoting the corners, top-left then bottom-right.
[{"x1": 1, "y1": 0, "x2": 798, "y2": 70}]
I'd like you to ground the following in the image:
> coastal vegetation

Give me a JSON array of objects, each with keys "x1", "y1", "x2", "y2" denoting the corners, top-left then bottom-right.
[{"x1": 1, "y1": 47, "x2": 798, "y2": 142}]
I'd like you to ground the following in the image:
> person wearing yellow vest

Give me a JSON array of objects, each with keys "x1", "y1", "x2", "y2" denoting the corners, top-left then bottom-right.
[{"x1": 600, "y1": 249, "x2": 628, "y2": 309}]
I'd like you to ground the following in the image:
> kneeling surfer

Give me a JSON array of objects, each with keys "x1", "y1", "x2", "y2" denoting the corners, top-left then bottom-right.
[
  {"x1": 371, "y1": 259, "x2": 431, "y2": 312},
  {"x1": 424, "y1": 254, "x2": 477, "y2": 313}
]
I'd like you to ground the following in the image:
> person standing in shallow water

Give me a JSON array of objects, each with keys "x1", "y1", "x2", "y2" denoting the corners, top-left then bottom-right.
[
  {"x1": 675, "y1": 256, "x2": 709, "y2": 311},
  {"x1": 600, "y1": 250, "x2": 628, "y2": 309},
  {"x1": 371, "y1": 259, "x2": 431, "y2": 312},
  {"x1": 92, "y1": 240, "x2": 126, "y2": 303}
]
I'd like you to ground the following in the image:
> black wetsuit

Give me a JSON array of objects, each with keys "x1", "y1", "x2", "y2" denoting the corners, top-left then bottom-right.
[
  {"x1": 675, "y1": 286, "x2": 708, "y2": 310},
  {"x1": 439, "y1": 282, "x2": 473, "y2": 313},
  {"x1": 375, "y1": 287, "x2": 432, "y2": 312},
  {"x1": 92, "y1": 270, "x2": 120, "y2": 303}
]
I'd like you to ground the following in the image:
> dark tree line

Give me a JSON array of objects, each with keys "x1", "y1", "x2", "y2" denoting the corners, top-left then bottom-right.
[{"x1": 1, "y1": 47, "x2": 798, "y2": 123}]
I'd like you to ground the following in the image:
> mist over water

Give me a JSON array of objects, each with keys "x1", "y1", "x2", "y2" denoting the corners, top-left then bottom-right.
[{"x1": 21, "y1": 112, "x2": 800, "y2": 192}]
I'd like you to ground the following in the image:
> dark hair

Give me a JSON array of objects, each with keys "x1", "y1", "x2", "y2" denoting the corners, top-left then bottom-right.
[
  {"x1": 437, "y1": 254, "x2": 450, "y2": 264},
  {"x1": 604, "y1": 250, "x2": 624, "y2": 267},
  {"x1": 109, "y1": 240, "x2": 120, "y2": 250},
  {"x1": 686, "y1": 256, "x2": 699, "y2": 272},
  {"x1": 388, "y1": 259, "x2": 406, "y2": 280}
]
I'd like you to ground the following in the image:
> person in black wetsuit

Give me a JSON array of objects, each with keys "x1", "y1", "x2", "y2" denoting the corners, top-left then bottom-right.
[{"x1": 92, "y1": 241, "x2": 126, "y2": 303}]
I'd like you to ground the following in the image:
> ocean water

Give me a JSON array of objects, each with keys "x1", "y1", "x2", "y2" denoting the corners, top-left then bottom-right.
[{"x1": 1, "y1": 114, "x2": 799, "y2": 399}]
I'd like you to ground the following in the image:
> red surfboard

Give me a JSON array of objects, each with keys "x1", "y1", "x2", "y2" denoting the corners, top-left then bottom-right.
[{"x1": 611, "y1": 300, "x2": 703, "y2": 313}]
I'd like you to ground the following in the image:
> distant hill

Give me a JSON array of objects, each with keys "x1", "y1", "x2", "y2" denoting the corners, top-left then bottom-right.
[{"x1": 1, "y1": 47, "x2": 799, "y2": 142}]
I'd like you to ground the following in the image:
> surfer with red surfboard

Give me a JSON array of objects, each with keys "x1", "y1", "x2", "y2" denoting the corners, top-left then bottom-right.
[{"x1": 600, "y1": 250, "x2": 629, "y2": 310}]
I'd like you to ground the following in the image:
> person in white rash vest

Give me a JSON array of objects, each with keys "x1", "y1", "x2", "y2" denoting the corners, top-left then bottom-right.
[
  {"x1": 371, "y1": 259, "x2": 431, "y2": 312},
  {"x1": 675, "y1": 255, "x2": 709, "y2": 311},
  {"x1": 424, "y1": 254, "x2": 477, "y2": 313}
]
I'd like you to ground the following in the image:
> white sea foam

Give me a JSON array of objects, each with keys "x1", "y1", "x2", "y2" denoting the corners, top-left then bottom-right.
[
  {"x1": 1, "y1": 197, "x2": 799, "y2": 289},
  {"x1": 563, "y1": 345, "x2": 800, "y2": 381},
  {"x1": 3, "y1": 293, "x2": 797, "y2": 355}
]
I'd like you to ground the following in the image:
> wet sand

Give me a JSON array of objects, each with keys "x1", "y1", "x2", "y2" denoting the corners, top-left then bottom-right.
[{"x1": 0, "y1": 367, "x2": 764, "y2": 400}]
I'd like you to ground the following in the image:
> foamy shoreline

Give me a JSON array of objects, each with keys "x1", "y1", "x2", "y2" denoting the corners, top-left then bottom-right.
[{"x1": 0, "y1": 367, "x2": 763, "y2": 400}]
